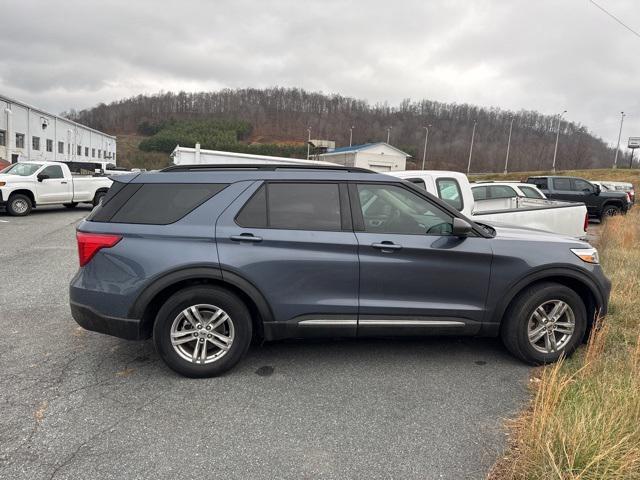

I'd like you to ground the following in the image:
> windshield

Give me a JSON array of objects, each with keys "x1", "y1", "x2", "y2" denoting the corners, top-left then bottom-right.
[{"x1": 1, "y1": 163, "x2": 43, "y2": 176}]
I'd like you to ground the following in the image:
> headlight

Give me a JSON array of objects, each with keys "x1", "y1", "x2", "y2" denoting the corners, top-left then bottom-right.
[{"x1": 571, "y1": 247, "x2": 599, "y2": 264}]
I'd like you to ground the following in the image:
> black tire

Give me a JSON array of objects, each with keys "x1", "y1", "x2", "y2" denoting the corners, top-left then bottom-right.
[
  {"x1": 7, "y1": 193, "x2": 32, "y2": 216},
  {"x1": 153, "y1": 286, "x2": 252, "y2": 377},
  {"x1": 63, "y1": 202, "x2": 78, "y2": 208},
  {"x1": 93, "y1": 191, "x2": 106, "y2": 207},
  {"x1": 601, "y1": 204, "x2": 620, "y2": 219},
  {"x1": 500, "y1": 282, "x2": 587, "y2": 365}
]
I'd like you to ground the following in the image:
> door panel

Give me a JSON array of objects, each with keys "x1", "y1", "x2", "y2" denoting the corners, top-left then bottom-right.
[
  {"x1": 216, "y1": 181, "x2": 359, "y2": 339},
  {"x1": 352, "y1": 182, "x2": 492, "y2": 334},
  {"x1": 36, "y1": 165, "x2": 71, "y2": 203}
]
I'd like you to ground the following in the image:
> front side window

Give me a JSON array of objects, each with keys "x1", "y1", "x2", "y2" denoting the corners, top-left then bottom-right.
[
  {"x1": 41, "y1": 165, "x2": 64, "y2": 179},
  {"x1": 573, "y1": 179, "x2": 593, "y2": 192},
  {"x1": 357, "y1": 184, "x2": 453, "y2": 235},
  {"x1": 46, "y1": 139, "x2": 53, "y2": 152},
  {"x1": 552, "y1": 178, "x2": 571, "y2": 191},
  {"x1": 489, "y1": 185, "x2": 517, "y2": 199},
  {"x1": 436, "y1": 178, "x2": 463, "y2": 211},
  {"x1": 236, "y1": 183, "x2": 342, "y2": 231},
  {"x1": 16, "y1": 133, "x2": 25, "y2": 149},
  {"x1": 519, "y1": 185, "x2": 544, "y2": 198}
]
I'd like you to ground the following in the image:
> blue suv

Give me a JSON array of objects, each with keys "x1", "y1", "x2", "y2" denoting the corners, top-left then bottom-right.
[{"x1": 70, "y1": 165, "x2": 611, "y2": 377}]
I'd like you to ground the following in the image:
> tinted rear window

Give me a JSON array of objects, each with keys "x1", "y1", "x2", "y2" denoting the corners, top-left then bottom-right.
[
  {"x1": 235, "y1": 182, "x2": 341, "y2": 231},
  {"x1": 89, "y1": 183, "x2": 227, "y2": 224}
]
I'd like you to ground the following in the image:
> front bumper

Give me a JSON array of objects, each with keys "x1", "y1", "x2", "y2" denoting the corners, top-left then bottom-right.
[{"x1": 70, "y1": 301, "x2": 145, "y2": 340}]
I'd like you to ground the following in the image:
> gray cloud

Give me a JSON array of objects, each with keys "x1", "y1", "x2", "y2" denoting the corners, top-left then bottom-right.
[{"x1": 1, "y1": 0, "x2": 638, "y2": 147}]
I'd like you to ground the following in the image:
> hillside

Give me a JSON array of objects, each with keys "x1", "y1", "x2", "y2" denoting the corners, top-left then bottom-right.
[{"x1": 65, "y1": 87, "x2": 619, "y2": 172}]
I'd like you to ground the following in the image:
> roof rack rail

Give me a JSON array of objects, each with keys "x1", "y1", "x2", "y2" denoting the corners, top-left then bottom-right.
[{"x1": 161, "y1": 163, "x2": 375, "y2": 173}]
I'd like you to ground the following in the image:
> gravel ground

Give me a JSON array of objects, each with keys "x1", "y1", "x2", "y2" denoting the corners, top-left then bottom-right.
[{"x1": 0, "y1": 206, "x2": 531, "y2": 480}]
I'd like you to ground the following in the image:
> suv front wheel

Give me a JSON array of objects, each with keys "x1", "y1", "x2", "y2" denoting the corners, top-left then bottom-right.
[
  {"x1": 501, "y1": 282, "x2": 587, "y2": 365},
  {"x1": 153, "y1": 286, "x2": 252, "y2": 377}
]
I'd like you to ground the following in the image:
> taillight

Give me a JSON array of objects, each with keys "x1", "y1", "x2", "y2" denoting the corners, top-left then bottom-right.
[
  {"x1": 583, "y1": 212, "x2": 589, "y2": 232},
  {"x1": 76, "y1": 232, "x2": 122, "y2": 267}
]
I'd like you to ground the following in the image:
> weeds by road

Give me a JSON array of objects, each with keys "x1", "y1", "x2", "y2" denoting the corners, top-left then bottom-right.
[{"x1": 490, "y1": 208, "x2": 640, "y2": 479}]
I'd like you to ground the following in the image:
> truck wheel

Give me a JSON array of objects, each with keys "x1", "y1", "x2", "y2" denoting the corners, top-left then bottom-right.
[
  {"x1": 64, "y1": 202, "x2": 78, "y2": 209},
  {"x1": 153, "y1": 286, "x2": 253, "y2": 377},
  {"x1": 500, "y1": 282, "x2": 586, "y2": 365},
  {"x1": 602, "y1": 205, "x2": 620, "y2": 218},
  {"x1": 7, "y1": 193, "x2": 32, "y2": 216},
  {"x1": 93, "y1": 191, "x2": 106, "y2": 207}
]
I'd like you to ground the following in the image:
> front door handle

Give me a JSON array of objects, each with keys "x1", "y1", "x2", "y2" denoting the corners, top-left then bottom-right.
[
  {"x1": 230, "y1": 233, "x2": 263, "y2": 243},
  {"x1": 61, "y1": 181, "x2": 68, "y2": 184},
  {"x1": 371, "y1": 241, "x2": 402, "y2": 252}
]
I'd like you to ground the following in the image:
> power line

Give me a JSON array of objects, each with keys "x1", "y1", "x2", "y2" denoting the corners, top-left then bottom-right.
[{"x1": 588, "y1": 0, "x2": 640, "y2": 39}]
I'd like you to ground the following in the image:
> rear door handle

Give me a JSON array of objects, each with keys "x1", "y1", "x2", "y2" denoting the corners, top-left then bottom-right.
[
  {"x1": 230, "y1": 234, "x2": 263, "y2": 243},
  {"x1": 371, "y1": 242, "x2": 402, "y2": 251},
  {"x1": 61, "y1": 181, "x2": 68, "y2": 184}
]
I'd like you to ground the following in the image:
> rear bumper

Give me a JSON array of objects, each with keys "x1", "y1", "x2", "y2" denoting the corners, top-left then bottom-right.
[{"x1": 70, "y1": 301, "x2": 145, "y2": 340}]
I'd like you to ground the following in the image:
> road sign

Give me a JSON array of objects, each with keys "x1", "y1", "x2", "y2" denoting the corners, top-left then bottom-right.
[{"x1": 629, "y1": 137, "x2": 640, "y2": 149}]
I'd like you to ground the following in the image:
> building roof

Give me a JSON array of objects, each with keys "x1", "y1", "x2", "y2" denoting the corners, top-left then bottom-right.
[
  {"x1": 0, "y1": 93, "x2": 116, "y2": 139},
  {"x1": 318, "y1": 142, "x2": 411, "y2": 158}
]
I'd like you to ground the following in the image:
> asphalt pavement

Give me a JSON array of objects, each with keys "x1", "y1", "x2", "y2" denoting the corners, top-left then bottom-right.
[{"x1": 0, "y1": 206, "x2": 532, "y2": 480}]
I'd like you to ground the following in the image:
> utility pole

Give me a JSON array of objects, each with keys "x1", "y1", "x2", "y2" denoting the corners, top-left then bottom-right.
[
  {"x1": 306, "y1": 126, "x2": 311, "y2": 160},
  {"x1": 630, "y1": 149, "x2": 635, "y2": 169},
  {"x1": 349, "y1": 126, "x2": 354, "y2": 147},
  {"x1": 613, "y1": 111, "x2": 625, "y2": 169},
  {"x1": 421, "y1": 125, "x2": 431, "y2": 170},
  {"x1": 504, "y1": 117, "x2": 514, "y2": 174},
  {"x1": 386, "y1": 126, "x2": 392, "y2": 144},
  {"x1": 551, "y1": 110, "x2": 567, "y2": 172},
  {"x1": 467, "y1": 121, "x2": 476, "y2": 176}
]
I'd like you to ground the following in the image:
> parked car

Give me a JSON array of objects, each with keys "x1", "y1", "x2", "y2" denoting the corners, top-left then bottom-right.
[
  {"x1": 0, "y1": 161, "x2": 112, "y2": 216},
  {"x1": 389, "y1": 171, "x2": 588, "y2": 238},
  {"x1": 592, "y1": 180, "x2": 634, "y2": 205},
  {"x1": 471, "y1": 181, "x2": 547, "y2": 200},
  {"x1": 70, "y1": 164, "x2": 610, "y2": 377},
  {"x1": 526, "y1": 176, "x2": 630, "y2": 219}
]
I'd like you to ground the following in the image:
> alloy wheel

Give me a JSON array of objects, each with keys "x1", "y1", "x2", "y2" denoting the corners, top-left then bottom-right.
[
  {"x1": 12, "y1": 199, "x2": 29, "y2": 214},
  {"x1": 527, "y1": 299, "x2": 575, "y2": 354},
  {"x1": 170, "y1": 304, "x2": 235, "y2": 364}
]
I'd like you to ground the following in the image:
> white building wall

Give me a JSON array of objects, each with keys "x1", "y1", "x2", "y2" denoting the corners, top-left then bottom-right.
[{"x1": 0, "y1": 95, "x2": 116, "y2": 166}]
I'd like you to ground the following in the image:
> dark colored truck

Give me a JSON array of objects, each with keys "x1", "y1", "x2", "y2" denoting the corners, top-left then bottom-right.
[{"x1": 526, "y1": 176, "x2": 630, "y2": 220}]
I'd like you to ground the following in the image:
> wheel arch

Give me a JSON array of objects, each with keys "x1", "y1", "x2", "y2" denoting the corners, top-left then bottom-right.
[
  {"x1": 9, "y1": 189, "x2": 36, "y2": 206},
  {"x1": 131, "y1": 266, "x2": 273, "y2": 341},
  {"x1": 492, "y1": 268, "x2": 604, "y2": 336}
]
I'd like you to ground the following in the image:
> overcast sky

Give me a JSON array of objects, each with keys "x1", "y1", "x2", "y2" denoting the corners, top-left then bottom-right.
[{"x1": 1, "y1": 0, "x2": 639, "y2": 147}]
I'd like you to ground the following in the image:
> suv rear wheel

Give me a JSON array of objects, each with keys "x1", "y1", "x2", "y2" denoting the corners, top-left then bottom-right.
[
  {"x1": 153, "y1": 286, "x2": 252, "y2": 377},
  {"x1": 602, "y1": 204, "x2": 620, "y2": 218},
  {"x1": 501, "y1": 282, "x2": 587, "y2": 365}
]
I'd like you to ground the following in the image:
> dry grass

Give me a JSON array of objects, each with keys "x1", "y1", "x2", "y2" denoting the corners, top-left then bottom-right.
[{"x1": 490, "y1": 207, "x2": 640, "y2": 479}]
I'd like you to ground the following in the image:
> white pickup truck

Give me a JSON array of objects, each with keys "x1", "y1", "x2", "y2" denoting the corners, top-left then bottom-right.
[
  {"x1": 388, "y1": 170, "x2": 589, "y2": 238},
  {"x1": 0, "y1": 161, "x2": 112, "y2": 216}
]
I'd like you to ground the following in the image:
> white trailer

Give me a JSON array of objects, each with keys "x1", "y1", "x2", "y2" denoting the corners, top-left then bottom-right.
[{"x1": 171, "y1": 144, "x2": 336, "y2": 166}]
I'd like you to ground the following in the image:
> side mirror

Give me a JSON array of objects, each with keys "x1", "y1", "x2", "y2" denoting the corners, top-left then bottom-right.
[
  {"x1": 452, "y1": 217, "x2": 472, "y2": 237},
  {"x1": 593, "y1": 184, "x2": 601, "y2": 195},
  {"x1": 37, "y1": 173, "x2": 49, "y2": 182}
]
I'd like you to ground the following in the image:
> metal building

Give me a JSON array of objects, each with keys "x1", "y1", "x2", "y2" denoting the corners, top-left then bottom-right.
[
  {"x1": 0, "y1": 94, "x2": 116, "y2": 168},
  {"x1": 316, "y1": 143, "x2": 410, "y2": 171}
]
